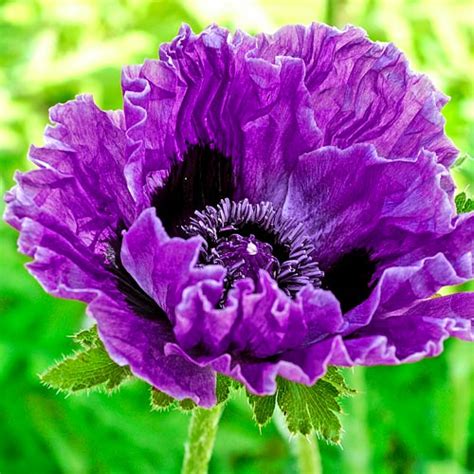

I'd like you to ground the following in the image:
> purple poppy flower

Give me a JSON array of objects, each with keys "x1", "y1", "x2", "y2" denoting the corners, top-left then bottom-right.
[{"x1": 5, "y1": 23, "x2": 473, "y2": 407}]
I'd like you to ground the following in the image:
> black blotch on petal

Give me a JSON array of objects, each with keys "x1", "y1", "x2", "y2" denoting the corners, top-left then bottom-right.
[
  {"x1": 323, "y1": 248, "x2": 377, "y2": 313},
  {"x1": 152, "y1": 144, "x2": 234, "y2": 236},
  {"x1": 107, "y1": 224, "x2": 169, "y2": 324}
]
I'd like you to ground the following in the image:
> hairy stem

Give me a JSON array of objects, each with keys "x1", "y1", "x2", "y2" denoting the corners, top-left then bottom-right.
[
  {"x1": 296, "y1": 434, "x2": 322, "y2": 474},
  {"x1": 181, "y1": 405, "x2": 223, "y2": 474}
]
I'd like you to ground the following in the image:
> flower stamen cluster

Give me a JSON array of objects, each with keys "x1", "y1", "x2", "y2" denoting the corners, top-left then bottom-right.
[{"x1": 182, "y1": 198, "x2": 324, "y2": 299}]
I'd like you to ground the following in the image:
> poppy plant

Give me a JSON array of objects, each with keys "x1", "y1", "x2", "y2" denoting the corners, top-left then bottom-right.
[{"x1": 4, "y1": 23, "x2": 473, "y2": 469}]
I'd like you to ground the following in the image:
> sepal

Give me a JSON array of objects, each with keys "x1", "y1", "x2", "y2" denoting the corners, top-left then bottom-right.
[
  {"x1": 41, "y1": 326, "x2": 132, "y2": 393},
  {"x1": 247, "y1": 392, "x2": 276, "y2": 427},
  {"x1": 150, "y1": 374, "x2": 235, "y2": 412},
  {"x1": 246, "y1": 367, "x2": 354, "y2": 444},
  {"x1": 455, "y1": 192, "x2": 474, "y2": 214}
]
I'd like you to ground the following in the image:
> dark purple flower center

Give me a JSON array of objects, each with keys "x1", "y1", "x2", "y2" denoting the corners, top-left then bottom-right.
[
  {"x1": 322, "y1": 249, "x2": 378, "y2": 313},
  {"x1": 107, "y1": 225, "x2": 168, "y2": 322},
  {"x1": 152, "y1": 144, "x2": 234, "y2": 237},
  {"x1": 182, "y1": 198, "x2": 323, "y2": 298},
  {"x1": 120, "y1": 143, "x2": 378, "y2": 313}
]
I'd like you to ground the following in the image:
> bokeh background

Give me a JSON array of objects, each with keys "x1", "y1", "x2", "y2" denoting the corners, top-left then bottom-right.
[{"x1": 0, "y1": 0, "x2": 473, "y2": 473}]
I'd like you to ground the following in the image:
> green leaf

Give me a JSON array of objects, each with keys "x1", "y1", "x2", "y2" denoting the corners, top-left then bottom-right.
[
  {"x1": 41, "y1": 326, "x2": 131, "y2": 393},
  {"x1": 179, "y1": 399, "x2": 197, "y2": 411},
  {"x1": 323, "y1": 366, "x2": 356, "y2": 397},
  {"x1": 276, "y1": 368, "x2": 354, "y2": 444},
  {"x1": 216, "y1": 374, "x2": 235, "y2": 404},
  {"x1": 149, "y1": 374, "x2": 236, "y2": 413},
  {"x1": 150, "y1": 388, "x2": 175, "y2": 411},
  {"x1": 455, "y1": 192, "x2": 474, "y2": 214},
  {"x1": 149, "y1": 390, "x2": 197, "y2": 412},
  {"x1": 245, "y1": 367, "x2": 354, "y2": 438},
  {"x1": 247, "y1": 392, "x2": 276, "y2": 427},
  {"x1": 72, "y1": 325, "x2": 100, "y2": 348}
]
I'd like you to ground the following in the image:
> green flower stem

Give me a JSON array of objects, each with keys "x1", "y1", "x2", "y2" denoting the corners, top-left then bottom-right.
[
  {"x1": 181, "y1": 405, "x2": 224, "y2": 474},
  {"x1": 296, "y1": 434, "x2": 322, "y2": 474}
]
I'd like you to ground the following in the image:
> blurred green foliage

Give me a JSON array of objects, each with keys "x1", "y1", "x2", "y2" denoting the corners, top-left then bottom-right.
[{"x1": 0, "y1": 1, "x2": 472, "y2": 473}]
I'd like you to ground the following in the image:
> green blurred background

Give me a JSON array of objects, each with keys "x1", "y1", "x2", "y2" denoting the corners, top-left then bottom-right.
[{"x1": 0, "y1": 0, "x2": 473, "y2": 473}]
